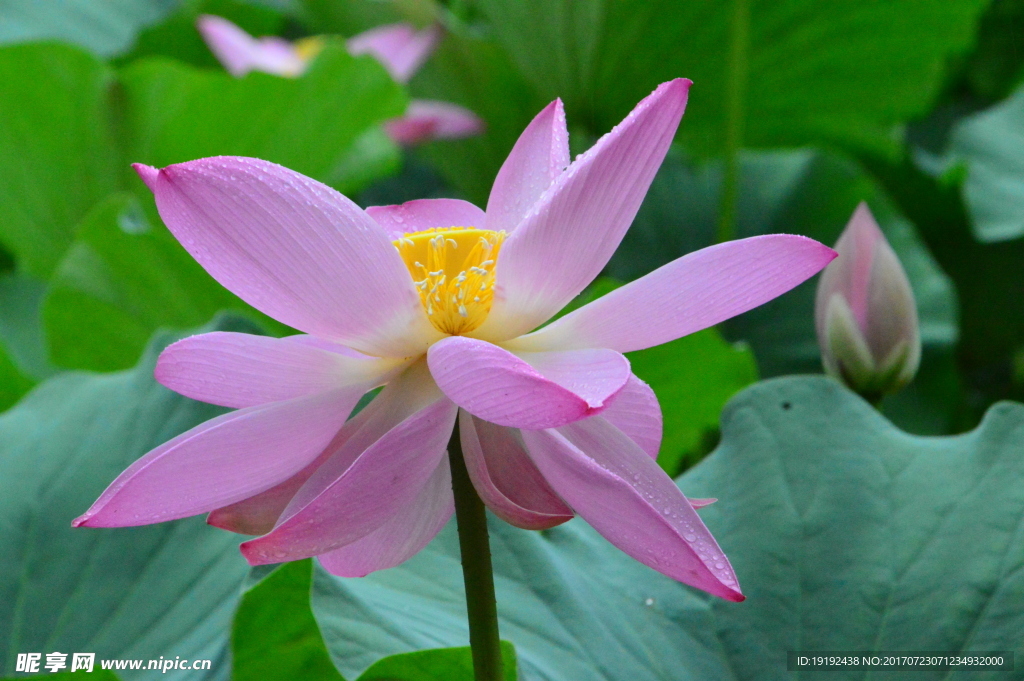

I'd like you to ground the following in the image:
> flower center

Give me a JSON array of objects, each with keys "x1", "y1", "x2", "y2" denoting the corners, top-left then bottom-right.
[
  {"x1": 393, "y1": 227, "x2": 506, "y2": 336},
  {"x1": 292, "y1": 36, "x2": 324, "y2": 62}
]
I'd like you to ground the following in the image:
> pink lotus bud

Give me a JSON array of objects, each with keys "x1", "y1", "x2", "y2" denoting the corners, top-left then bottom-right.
[{"x1": 815, "y1": 202, "x2": 921, "y2": 400}]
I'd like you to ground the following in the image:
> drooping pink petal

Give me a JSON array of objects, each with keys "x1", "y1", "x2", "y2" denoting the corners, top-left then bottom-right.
[
  {"x1": 72, "y1": 388, "x2": 359, "y2": 528},
  {"x1": 240, "y1": 396, "x2": 457, "y2": 564},
  {"x1": 427, "y1": 336, "x2": 629, "y2": 429},
  {"x1": 155, "y1": 332, "x2": 401, "y2": 409},
  {"x1": 472, "y1": 79, "x2": 691, "y2": 342},
  {"x1": 366, "y1": 198, "x2": 486, "y2": 240},
  {"x1": 459, "y1": 411, "x2": 573, "y2": 529},
  {"x1": 511, "y1": 234, "x2": 837, "y2": 354},
  {"x1": 346, "y1": 23, "x2": 440, "y2": 84},
  {"x1": 133, "y1": 157, "x2": 438, "y2": 357},
  {"x1": 521, "y1": 417, "x2": 744, "y2": 601},
  {"x1": 485, "y1": 99, "x2": 570, "y2": 235},
  {"x1": 196, "y1": 15, "x2": 305, "y2": 77},
  {"x1": 598, "y1": 374, "x2": 662, "y2": 459},
  {"x1": 317, "y1": 456, "x2": 453, "y2": 577},
  {"x1": 206, "y1": 368, "x2": 399, "y2": 535},
  {"x1": 383, "y1": 100, "x2": 484, "y2": 145}
]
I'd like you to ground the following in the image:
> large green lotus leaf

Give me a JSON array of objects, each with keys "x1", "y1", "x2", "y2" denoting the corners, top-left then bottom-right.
[
  {"x1": 42, "y1": 193, "x2": 285, "y2": 372},
  {"x1": 233, "y1": 560, "x2": 343, "y2": 681},
  {"x1": 945, "y1": 86, "x2": 1024, "y2": 243},
  {"x1": 119, "y1": 43, "x2": 404, "y2": 190},
  {"x1": 357, "y1": 642, "x2": 517, "y2": 681},
  {"x1": 0, "y1": 321, "x2": 255, "y2": 680},
  {"x1": 473, "y1": 0, "x2": 986, "y2": 158},
  {"x1": 311, "y1": 376, "x2": 1024, "y2": 680},
  {"x1": 0, "y1": 43, "x2": 119, "y2": 278},
  {"x1": 0, "y1": 0, "x2": 178, "y2": 57}
]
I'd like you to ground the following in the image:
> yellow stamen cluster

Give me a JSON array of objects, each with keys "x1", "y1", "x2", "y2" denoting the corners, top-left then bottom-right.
[
  {"x1": 292, "y1": 36, "x2": 324, "y2": 62},
  {"x1": 393, "y1": 226, "x2": 506, "y2": 336}
]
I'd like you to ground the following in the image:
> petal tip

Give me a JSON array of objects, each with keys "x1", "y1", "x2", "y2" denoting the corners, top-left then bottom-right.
[
  {"x1": 238, "y1": 539, "x2": 274, "y2": 566},
  {"x1": 70, "y1": 513, "x2": 91, "y2": 528},
  {"x1": 725, "y1": 589, "x2": 746, "y2": 603},
  {"x1": 132, "y1": 163, "x2": 160, "y2": 193}
]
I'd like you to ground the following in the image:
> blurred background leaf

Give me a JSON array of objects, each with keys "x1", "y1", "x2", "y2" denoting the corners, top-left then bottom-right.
[
  {"x1": 0, "y1": 43, "x2": 119, "y2": 278},
  {"x1": 0, "y1": 0, "x2": 181, "y2": 57},
  {"x1": 944, "y1": 85, "x2": 1024, "y2": 243}
]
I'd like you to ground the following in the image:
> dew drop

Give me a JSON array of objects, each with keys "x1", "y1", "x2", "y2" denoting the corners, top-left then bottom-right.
[
  {"x1": 644, "y1": 598, "x2": 655, "y2": 607},
  {"x1": 684, "y1": 533, "x2": 697, "y2": 542}
]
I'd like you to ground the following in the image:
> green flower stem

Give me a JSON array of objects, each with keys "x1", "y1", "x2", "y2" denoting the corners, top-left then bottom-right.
[
  {"x1": 718, "y1": 0, "x2": 750, "y2": 243},
  {"x1": 448, "y1": 420, "x2": 504, "y2": 681}
]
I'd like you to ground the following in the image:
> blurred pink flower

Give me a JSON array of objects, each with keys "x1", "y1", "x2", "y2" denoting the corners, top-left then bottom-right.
[
  {"x1": 74, "y1": 80, "x2": 836, "y2": 602},
  {"x1": 196, "y1": 15, "x2": 482, "y2": 145},
  {"x1": 815, "y1": 202, "x2": 920, "y2": 398}
]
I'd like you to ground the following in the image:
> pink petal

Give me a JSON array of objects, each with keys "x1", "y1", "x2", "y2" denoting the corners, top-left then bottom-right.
[
  {"x1": 72, "y1": 388, "x2": 360, "y2": 528},
  {"x1": 485, "y1": 99, "x2": 570, "y2": 234},
  {"x1": 155, "y1": 332, "x2": 400, "y2": 409},
  {"x1": 134, "y1": 157, "x2": 437, "y2": 357},
  {"x1": 240, "y1": 396, "x2": 457, "y2": 564},
  {"x1": 512, "y1": 234, "x2": 838, "y2": 354},
  {"x1": 346, "y1": 23, "x2": 440, "y2": 84},
  {"x1": 473, "y1": 79, "x2": 691, "y2": 342},
  {"x1": 317, "y1": 456, "x2": 453, "y2": 577},
  {"x1": 459, "y1": 411, "x2": 573, "y2": 530},
  {"x1": 196, "y1": 15, "x2": 305, "y2": 77},
  {"x1": 366, "y1": 198, "x2": 486, "y2": 240},
  {"x1": 383, "y1": 100, "x2": 484, "y2": 145},
  {"x1": 521, "y1": 417, "x2": 743, "y2": 601},
  {"x1": 206, "y1": 368, "x2": 400, "y2": 535},
  {"x1": 598, "y1": 374, "x2": 662, "y2": 459},
  {"x1": 426, "y1": 336, "x2": 629, "y2": 429},
  {"x1": 381, "y1": 116, "x2": 437, "y2": 147},
  {"x1": 690, "y1": 498, "x2": 717, "y2": 509}
]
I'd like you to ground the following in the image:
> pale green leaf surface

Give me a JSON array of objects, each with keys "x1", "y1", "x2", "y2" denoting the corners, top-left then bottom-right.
[
  {"x1": 0, "y1": 320, "x2": 256, "y2": 680},
  {"x1": 0, "y1": 0, "x2": 179, "y2": 57},
  {"x1": 947, "y1": 86, "x2": 1024, "y2": 242}
]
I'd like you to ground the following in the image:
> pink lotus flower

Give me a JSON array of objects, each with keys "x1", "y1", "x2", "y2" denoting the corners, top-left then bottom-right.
[
  {"x1": 196, "y1": 15, "x2": 482, "y2": 145},
  {"x1": 74, "y1": 80, "x2": 836, "y2": 602},
  {"x1": 815, "y1": 203, "x2": 920, "y2": 399}
]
